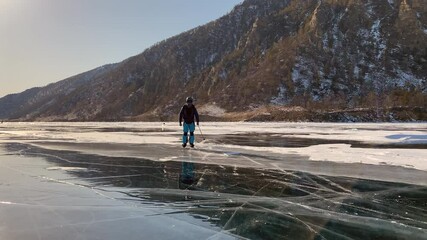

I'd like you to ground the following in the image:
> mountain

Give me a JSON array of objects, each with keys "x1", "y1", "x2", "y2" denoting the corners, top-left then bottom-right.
[
  {"x1": 0, "y1": 64, "x2": 118, "y2": 120},
  {"x1": 1, "y1": 0, "x2": 426, "y2": 122}
]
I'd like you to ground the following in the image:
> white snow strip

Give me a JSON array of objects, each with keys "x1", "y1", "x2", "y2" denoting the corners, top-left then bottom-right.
[
  {"x1": 0, "y1": 122, "x2": 426, "y2": 172},
  {"x1": 217, "y1": 143, "x2": 427, "y2": 171}
]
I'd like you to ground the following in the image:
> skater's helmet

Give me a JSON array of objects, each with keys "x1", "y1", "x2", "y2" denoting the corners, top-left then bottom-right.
[{"x1": 186, "y1": 96, "x2": 193, "y2": 103}]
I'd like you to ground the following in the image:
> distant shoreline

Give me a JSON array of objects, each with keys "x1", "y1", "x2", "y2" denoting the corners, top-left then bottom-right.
[{"x1": 3, "y1": 106, "x2": 426, "y2": 122}]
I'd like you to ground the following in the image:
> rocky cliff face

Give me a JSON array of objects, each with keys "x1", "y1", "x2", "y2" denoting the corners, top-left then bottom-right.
[{"x1": 1, "y1": 0, "x2": 426, "y2": 121}]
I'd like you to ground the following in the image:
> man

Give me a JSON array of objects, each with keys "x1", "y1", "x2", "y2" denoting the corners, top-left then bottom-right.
[{"x1": 179, "y1": 97, "x2": 200, "y2": 148}]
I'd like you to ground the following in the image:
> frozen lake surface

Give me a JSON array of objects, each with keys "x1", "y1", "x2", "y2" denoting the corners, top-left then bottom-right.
[{"x1": 0, "y1": 122, "x2": 426, "y2": 239}]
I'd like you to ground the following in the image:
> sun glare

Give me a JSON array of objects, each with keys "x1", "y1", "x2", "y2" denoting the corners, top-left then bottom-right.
[
  {"x1": 0, "y1": 0, "x2": 16, "y2": 8},
  {"x1": 0, "y1": 0, "x2": 10, "y2": 8}
]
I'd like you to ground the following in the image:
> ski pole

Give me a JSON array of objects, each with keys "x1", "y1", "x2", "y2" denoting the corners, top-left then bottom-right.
[{"x1": 198, "y1": 125, "x2": 206, "y2": 140}]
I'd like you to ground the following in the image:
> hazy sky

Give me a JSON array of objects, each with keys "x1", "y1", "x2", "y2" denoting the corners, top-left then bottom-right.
[{"x1": 0, "y1": 0, "x2": 242, "y2": 97}]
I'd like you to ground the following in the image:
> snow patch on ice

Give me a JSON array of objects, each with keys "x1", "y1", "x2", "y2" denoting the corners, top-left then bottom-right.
[
  {"x1": 47, "y1": 167, "x2": 90, "y2": 172},
  {"x1": 2, "y1": 122, "x2": 427, "y2": 174}
]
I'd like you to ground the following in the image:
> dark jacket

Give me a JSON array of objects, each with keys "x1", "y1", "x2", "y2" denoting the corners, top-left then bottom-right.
[{"x1": 179, "y1": 104, "x2": 199, "y2": 124}]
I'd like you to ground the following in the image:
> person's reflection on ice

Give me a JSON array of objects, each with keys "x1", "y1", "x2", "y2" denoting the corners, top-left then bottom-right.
[{"x1": 179, "y1": 161, "x2": 197, "y2": 190}]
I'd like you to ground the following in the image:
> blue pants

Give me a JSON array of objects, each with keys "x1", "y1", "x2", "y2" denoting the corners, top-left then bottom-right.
[{"x1": 182, "y1": 122, "x2": 195, "y2": 144}]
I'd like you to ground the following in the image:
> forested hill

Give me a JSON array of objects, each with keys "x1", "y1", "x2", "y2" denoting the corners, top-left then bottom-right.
[{"x1": 0, "y1": 0, "x2": 426, "y2": 122}]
